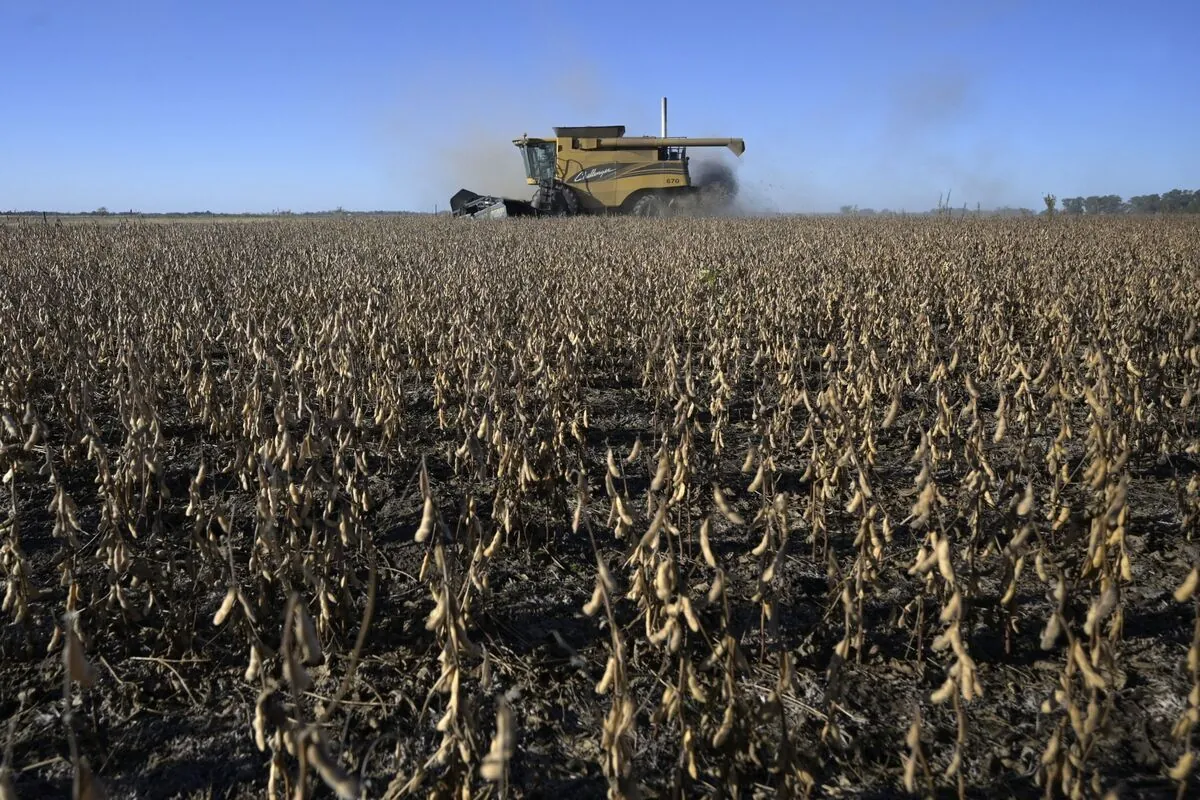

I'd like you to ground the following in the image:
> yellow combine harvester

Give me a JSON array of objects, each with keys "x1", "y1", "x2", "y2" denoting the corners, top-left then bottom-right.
[{"x1": 450, "y1": 97, "x2": 746, "y2": 219}]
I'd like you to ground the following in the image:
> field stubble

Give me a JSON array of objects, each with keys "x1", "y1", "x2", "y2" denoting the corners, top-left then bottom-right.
[{"x1": 1, "y1": 214, "x2": 1199, "y2": 799}]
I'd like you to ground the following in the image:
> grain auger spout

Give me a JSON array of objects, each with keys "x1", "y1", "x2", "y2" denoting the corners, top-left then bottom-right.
[{"x1": 449, "y1": 96, "x2": 746, "y2": 219}]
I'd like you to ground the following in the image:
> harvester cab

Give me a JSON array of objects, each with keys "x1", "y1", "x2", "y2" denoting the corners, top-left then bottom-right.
[
  {"x1": 517, "y1": 138, "x2": 558, "y2": 184},
  {"x1": 450, "y1": 98, "x2": 745, "y2": 219}
]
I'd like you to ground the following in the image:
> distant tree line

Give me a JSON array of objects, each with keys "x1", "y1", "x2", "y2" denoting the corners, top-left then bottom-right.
[
  {"x1": 838, "y1": 204, "x2": 1037, "y2": 218},
  {"x1": 835, "y1": 188, "x2": 1200, "y2": 218},
  {"x1": 1059, "y1": 189, "x2": 1200, "y2": 215}
]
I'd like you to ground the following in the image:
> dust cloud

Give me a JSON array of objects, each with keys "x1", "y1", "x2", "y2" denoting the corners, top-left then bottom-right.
[
  {"x1": 367, "y1": 11, "x2": 1030, "y2": 214},
  {"x1": 683, "y1": 153, "x2": 788, "y2": 217},
  {"x1": 378, "y1": 58, "x2": 1023, "y2": 215},
  {"x1": 437, "y1": 122, "x2": 532, "y2": 203},
  {"x1": 378, "y1": 62, "x2": 651, "y2": 210},
  {"x1": 690, "y1": 158, "x2": 738, "y2": 200},
  {"x1": 865, "y1": 63, "x2": 1018, "y2": 211}
]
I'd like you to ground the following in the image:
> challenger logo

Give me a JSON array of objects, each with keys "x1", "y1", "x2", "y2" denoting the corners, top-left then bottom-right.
[
  {"x1": 569, "y1": 162, "x2": 687, "y2": 184},
  {"x1": 570, "y1": 164, "x2": 622, "y2": 184}
]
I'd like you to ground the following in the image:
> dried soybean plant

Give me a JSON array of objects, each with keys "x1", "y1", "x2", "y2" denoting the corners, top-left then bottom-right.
[
  {"x1": 579, "y1": 467, "x2": 640, "y2": 799},
  {"x1": 1, "y1": 214, "x2": 1200, "y2": 800},
  {"x1": 1034, "y1": 353, "x2": 1135, "y2": 799},
  {"x1": 1170, "y1": 564, "x2": 1200, "y2": 797},
  {"x1": 386, "y1": 457, "x2": 495, "y2": 798}
]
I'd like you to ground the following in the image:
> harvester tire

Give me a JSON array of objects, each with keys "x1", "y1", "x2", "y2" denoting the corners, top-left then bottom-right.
[
  {"x1": 534, "y1": 184, "x2": 579, "y2": 216},
  {"x1": 631, "y1": 194, "x2": 663, "y2": 217},
  {"x1": 560, "y1": 185, "x2": 579, "y2": 215}
]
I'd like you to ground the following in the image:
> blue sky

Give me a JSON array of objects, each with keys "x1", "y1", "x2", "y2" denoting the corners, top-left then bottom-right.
[{"x1": 1, "y1": 0, "x2": 1196, "y2": 213}]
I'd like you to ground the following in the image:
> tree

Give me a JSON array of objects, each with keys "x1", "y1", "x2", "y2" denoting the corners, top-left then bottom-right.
[
  {"x1": 1128, "y1": 194, "x2": 1161, "y2": 214},
  {"x1": 1161, "y1": 189, "x2": 1198, "y2": 214},
  {"x1": 1043, "y1": 193, "x2": 1056, "y2": 216},
  {"x1": 1082, "y1": 195, "x2": 1124, "y2": 215},
  {"x1": 1055, "y1": 189, "x2": 1200, "y2": 215}
]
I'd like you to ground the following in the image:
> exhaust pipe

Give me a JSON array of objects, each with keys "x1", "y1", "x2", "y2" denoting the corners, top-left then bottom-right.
[{"x1": 661, "y1": 96, "x2": 667, "y2": 138}]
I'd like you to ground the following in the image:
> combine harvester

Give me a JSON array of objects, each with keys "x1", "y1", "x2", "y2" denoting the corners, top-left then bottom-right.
[{"x1": 450, "y1": 97, "x2": 745, "y2": 219}]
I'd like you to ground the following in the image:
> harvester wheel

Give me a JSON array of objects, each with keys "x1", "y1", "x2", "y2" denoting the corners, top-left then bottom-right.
[
  {"x1": 631, "y1": 194, "x2": 663, "y2": 217},
  {"x1": 560, "y1": 185, "x2": 579, "y2": 215},
  {"x1": 534, "y1": 183, "x2": 579, "y2": 216}
]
